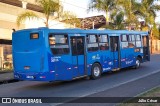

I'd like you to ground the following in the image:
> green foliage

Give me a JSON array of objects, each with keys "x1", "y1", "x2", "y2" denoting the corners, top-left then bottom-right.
[
  {"x1": 3, "y1": 61, "x2": 10, "y2": 66},
  {"x1": 140, "y1": 0, "x2": 160, "y2": 25},
  {"x1": 37, "y1": 0, "x2": 60, "y2": 16},
  {"x1": 114, "y1": 11, "x2": 125, "y2": 29},
  {"x1": 0, "y1": 67, "x2": 13, "y2": 72},
  {"x1": 142, "y1": 26, "x2": 149, "y2": 31},
  {"x1": 17, "y1": 0, "x2": 79, "y2": 28},
  {"x1": 61, "y1": 11, "x2": 81, "y2": 28},
  {"x1": 16, "y1": 11, "x2": 39, "y2": 27},
  {"x1": 89, "y1": 0, "x2": 160, "y2": 32},
  {"x1": 152, "y1": 25, "x2": 159, "y2": 39},
  {"x1": 117, "y1": 0, "x2": 141, "y2": 27},
  {"x1": 1, "y1": 68, "x2": 13, "y2": 72},
  {"x1": 103, "y1": 11, "x2": 125, "y2": 30},
  {"x1": 88, "y1": 0, "x2": 117, "y2": 22},
  {"x1": 138, "y1": 0, "x2": 160, "y2": 39},
  {"x1": 17, "y1": 0, "x2": 61, "y2": 27}
]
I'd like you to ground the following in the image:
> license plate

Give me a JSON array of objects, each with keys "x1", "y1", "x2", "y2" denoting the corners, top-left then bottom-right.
[
  {"x1": 26, "y1": 76, "x2": 34, "y2": 79},
  {"x1": 24, "y1": 66, "x2": 30, "y2": 70}
]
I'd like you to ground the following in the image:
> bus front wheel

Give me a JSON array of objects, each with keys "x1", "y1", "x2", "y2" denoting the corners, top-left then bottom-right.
[{"x1": 91, "y1": 63, "x2": 102, "y2": 79}]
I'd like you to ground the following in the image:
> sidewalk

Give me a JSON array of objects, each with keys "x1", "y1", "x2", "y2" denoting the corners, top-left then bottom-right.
[{"x1": 0, "y1": 71, "x2": 14, "y2": 83}]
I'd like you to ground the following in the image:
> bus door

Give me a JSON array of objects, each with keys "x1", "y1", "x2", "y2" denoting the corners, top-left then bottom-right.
[
  {"x1": 142, "y1": 36, "x2": 150, "y2": 61},
  {"x1": 110, "y1": 36, "x2": 121, "y2": 69},
  {"x1": 71, "y1": 36, "x2": 87, "y2": 78}
]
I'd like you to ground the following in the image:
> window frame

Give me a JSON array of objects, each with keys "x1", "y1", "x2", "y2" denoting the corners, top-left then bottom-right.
[
  {"x1": 49, "y1": 34, "x2": 68, "y2": 45},
  {"x1": 30, "y1": 33, "x2": 39, "y2": 39},
  {"x1": 87, "y1": 34, "x2": 99, "y2": 52},
  {"x1": 121, "y1": 34, "x2": 129, "y2": 49},
  {"x1": 128, "y1": 34, "x2": 136, "y2": 48},
  {"x1": 48, "y1": 33, "x2": 70, "y2": 55},
  {"x1": 121, "y1": 34, "x2": 128, "y2": 42},
  {"x1": 135, "y1": 34, "x2": 142, "y2": 47},
  {"x1": 99, "y1": 34, "x2": 109, "y2": 51},
  {"x1": 136, "y1": 34, "x2": 141, "y2": 41}
]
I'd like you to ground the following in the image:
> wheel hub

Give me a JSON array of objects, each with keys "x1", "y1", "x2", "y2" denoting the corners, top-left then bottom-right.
[{"x1": 94, "y1": 67, "x2": 100, "y2": 77}]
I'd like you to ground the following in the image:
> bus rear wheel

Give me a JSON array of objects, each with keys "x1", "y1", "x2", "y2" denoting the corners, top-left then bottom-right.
[
  {"x1": 91, "y1": 63, "x2": 102, "y2": 79},
  {"x1": 134, "y1": 58, "x2": 141, "y2": 69}
]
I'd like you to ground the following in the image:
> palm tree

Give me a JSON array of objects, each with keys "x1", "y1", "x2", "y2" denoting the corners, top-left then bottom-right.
[
  {"x1": 114, "y1": 12, "x2": 125, "y2": 29},
  {"x1": 88, "y1": 0, "x2": 117, "y2": 23},
  {"x1": 139, "y1": 0, "x2": 160, "y2": 53},
  {"x1": 102, "y1": 11, "x2": 125, "y2": 30},
  {"x1": 61, "y1": 11, "x2": 81, "y2": 28},
  {"x1": 117, "y1": 0, "x2": 142, "y2": 30},
  {"x1": 17, "y1": 0, "x2": 61, "y2": 27},
  {"x1": 140, "y1": 0, "x2": 160, "y2": 25}
]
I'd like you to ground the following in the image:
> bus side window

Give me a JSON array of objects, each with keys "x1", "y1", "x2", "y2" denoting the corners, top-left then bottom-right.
[
  {"x1": 99, "y1": 35, "x2": 109, "y2": 50},
  {"x1": 128, "y1": 35, "x2": 135, "y2": 48},
  {"x1": 136, "y1": 35, "x2": 142, "y2": 47},
  {"x1": 49, "y1": 34, "x2": 69, "y2": 55},
  {"x1": 87, "y1": 35, "x2": 99, "y2": 52},
  {"x1": 121, "y1": 34, "x2": 128, "y2": 49}
]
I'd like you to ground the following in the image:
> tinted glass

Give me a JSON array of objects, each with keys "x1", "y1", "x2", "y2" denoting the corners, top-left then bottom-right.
[{"x1": 49, "y1": 34, "x2": 69, "y2": 55}]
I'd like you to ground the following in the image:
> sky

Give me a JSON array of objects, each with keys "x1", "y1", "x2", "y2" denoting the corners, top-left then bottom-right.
[
  {"x1": 61, "y1": 0, "x2": 160, "y2": 23},
  {"x1": 61, "y1": 0, "x2": 105, "y2": 18}
]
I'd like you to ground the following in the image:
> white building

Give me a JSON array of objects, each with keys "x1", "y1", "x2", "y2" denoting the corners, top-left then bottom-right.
[{"x1": 0, "y1": 0, "x2": 71, "y2": 69}]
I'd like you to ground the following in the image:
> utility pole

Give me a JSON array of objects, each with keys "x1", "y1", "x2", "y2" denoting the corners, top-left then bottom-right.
[
  {"x1": 159, "y1": 25, "x2": 160, "y2": 40},
  {"x1": 150, "y1": 25, "x2": 153, "y2": 54},
  {"x1": 92, "y1": 21, "x2": 95, "y2": 29}
]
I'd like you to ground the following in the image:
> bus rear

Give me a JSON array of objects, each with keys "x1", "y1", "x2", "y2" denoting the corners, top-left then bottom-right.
[{"x1": 12, "y1": 29, "x2": 54, "y2": 81}]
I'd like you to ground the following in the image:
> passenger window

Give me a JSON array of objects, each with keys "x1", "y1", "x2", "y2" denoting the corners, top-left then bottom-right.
[
  {"x1": 87, "y1": 35, "x2": 99, "y2": 52},
  {"x1": 49, "y1": 34, "x2": 69, "y2": 55},
  {"x1": 136, "y1": 35, "x2": 142, "y2": 47},
  {"x1": 121, "y1": 34, "x2": 128, "y2": 48},
  {"x1": 99, "y1": 35, "x2": 109, "y2": 50},
  {"x1": 128, "y1": 35, "x2": 135, "y2": 48}
]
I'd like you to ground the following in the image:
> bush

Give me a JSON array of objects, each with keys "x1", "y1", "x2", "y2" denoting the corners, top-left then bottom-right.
[{"x1": 0, "y1": 68, "x2": 13, "y2": 72}]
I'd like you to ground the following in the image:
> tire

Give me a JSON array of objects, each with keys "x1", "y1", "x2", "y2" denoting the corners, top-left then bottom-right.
[
  {"x1": 91, "y1": 63, "x2": 102, "y2": 79},
  {"x1": 134, "y1": 58, "x2": 141, "y2": 69}
]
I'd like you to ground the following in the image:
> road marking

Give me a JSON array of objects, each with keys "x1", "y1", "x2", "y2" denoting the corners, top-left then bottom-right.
[{"x1": 50, "y1": 69, "x2": 160, "y2": 106}]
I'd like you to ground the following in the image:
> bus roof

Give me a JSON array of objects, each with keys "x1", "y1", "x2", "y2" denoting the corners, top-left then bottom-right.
[{"x1": 13, "y1": 27, "x2": 148, "y2": 35}]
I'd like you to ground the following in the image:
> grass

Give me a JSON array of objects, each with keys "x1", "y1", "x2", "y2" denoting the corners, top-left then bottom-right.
[{"x1": 119, "y1": 86, "x2": 160, "y2": 106}]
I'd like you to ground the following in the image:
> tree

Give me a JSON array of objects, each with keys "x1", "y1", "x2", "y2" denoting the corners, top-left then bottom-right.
[
  {"x1": 102, "y1": 11, "x2": 125, "y2": 29},
  {"x1": 140, "y1": 0, "x2": 160, "y2": 25},
  {"x1": 61, "y1": 11, "x2": 81, "y2": 28},
  {"x1": 139, "y1": 0, "x2": 160, "y2": 53},
  {"x1": 117, "y1": 0, "x2": 142, "y2": 30},
  {"x1": 17, "y1": 0, "x2": 61, "y2": 27},
  {"x1": 88, "y1": 0, "x2": 117, "y2": 23},
  {"x1": 111, "y1": 11, "x2": 125, "y2": 29}
]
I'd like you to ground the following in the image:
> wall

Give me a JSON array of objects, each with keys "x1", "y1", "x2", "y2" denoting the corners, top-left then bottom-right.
[{"x1": 151, "y1": 40, "x2": 160, "y2": 54}]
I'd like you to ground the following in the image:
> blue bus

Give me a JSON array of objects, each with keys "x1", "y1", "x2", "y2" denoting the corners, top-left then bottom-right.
[{"x1": 12, "y1": 28, "x2": 150, "y2": 81}]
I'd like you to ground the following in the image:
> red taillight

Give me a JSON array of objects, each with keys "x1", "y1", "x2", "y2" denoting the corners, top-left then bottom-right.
[{"x1": 40, "y1": 76, "x2": 46, "y2": 79}]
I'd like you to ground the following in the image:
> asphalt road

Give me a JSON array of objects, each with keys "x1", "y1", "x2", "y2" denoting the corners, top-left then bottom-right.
[{"x1": 0, "y1": 54, "x2": 160, "y2": 106}]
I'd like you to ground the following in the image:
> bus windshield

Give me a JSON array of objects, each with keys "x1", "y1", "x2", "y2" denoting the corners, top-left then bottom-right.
[{"x1": 49, "y1": 34, "x2": 69, "y2": 55}]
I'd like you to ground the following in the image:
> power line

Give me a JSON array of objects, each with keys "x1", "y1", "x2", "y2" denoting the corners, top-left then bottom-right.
[{"x1": 60, "y1": 0, "x2": 88, "y2": 10}]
